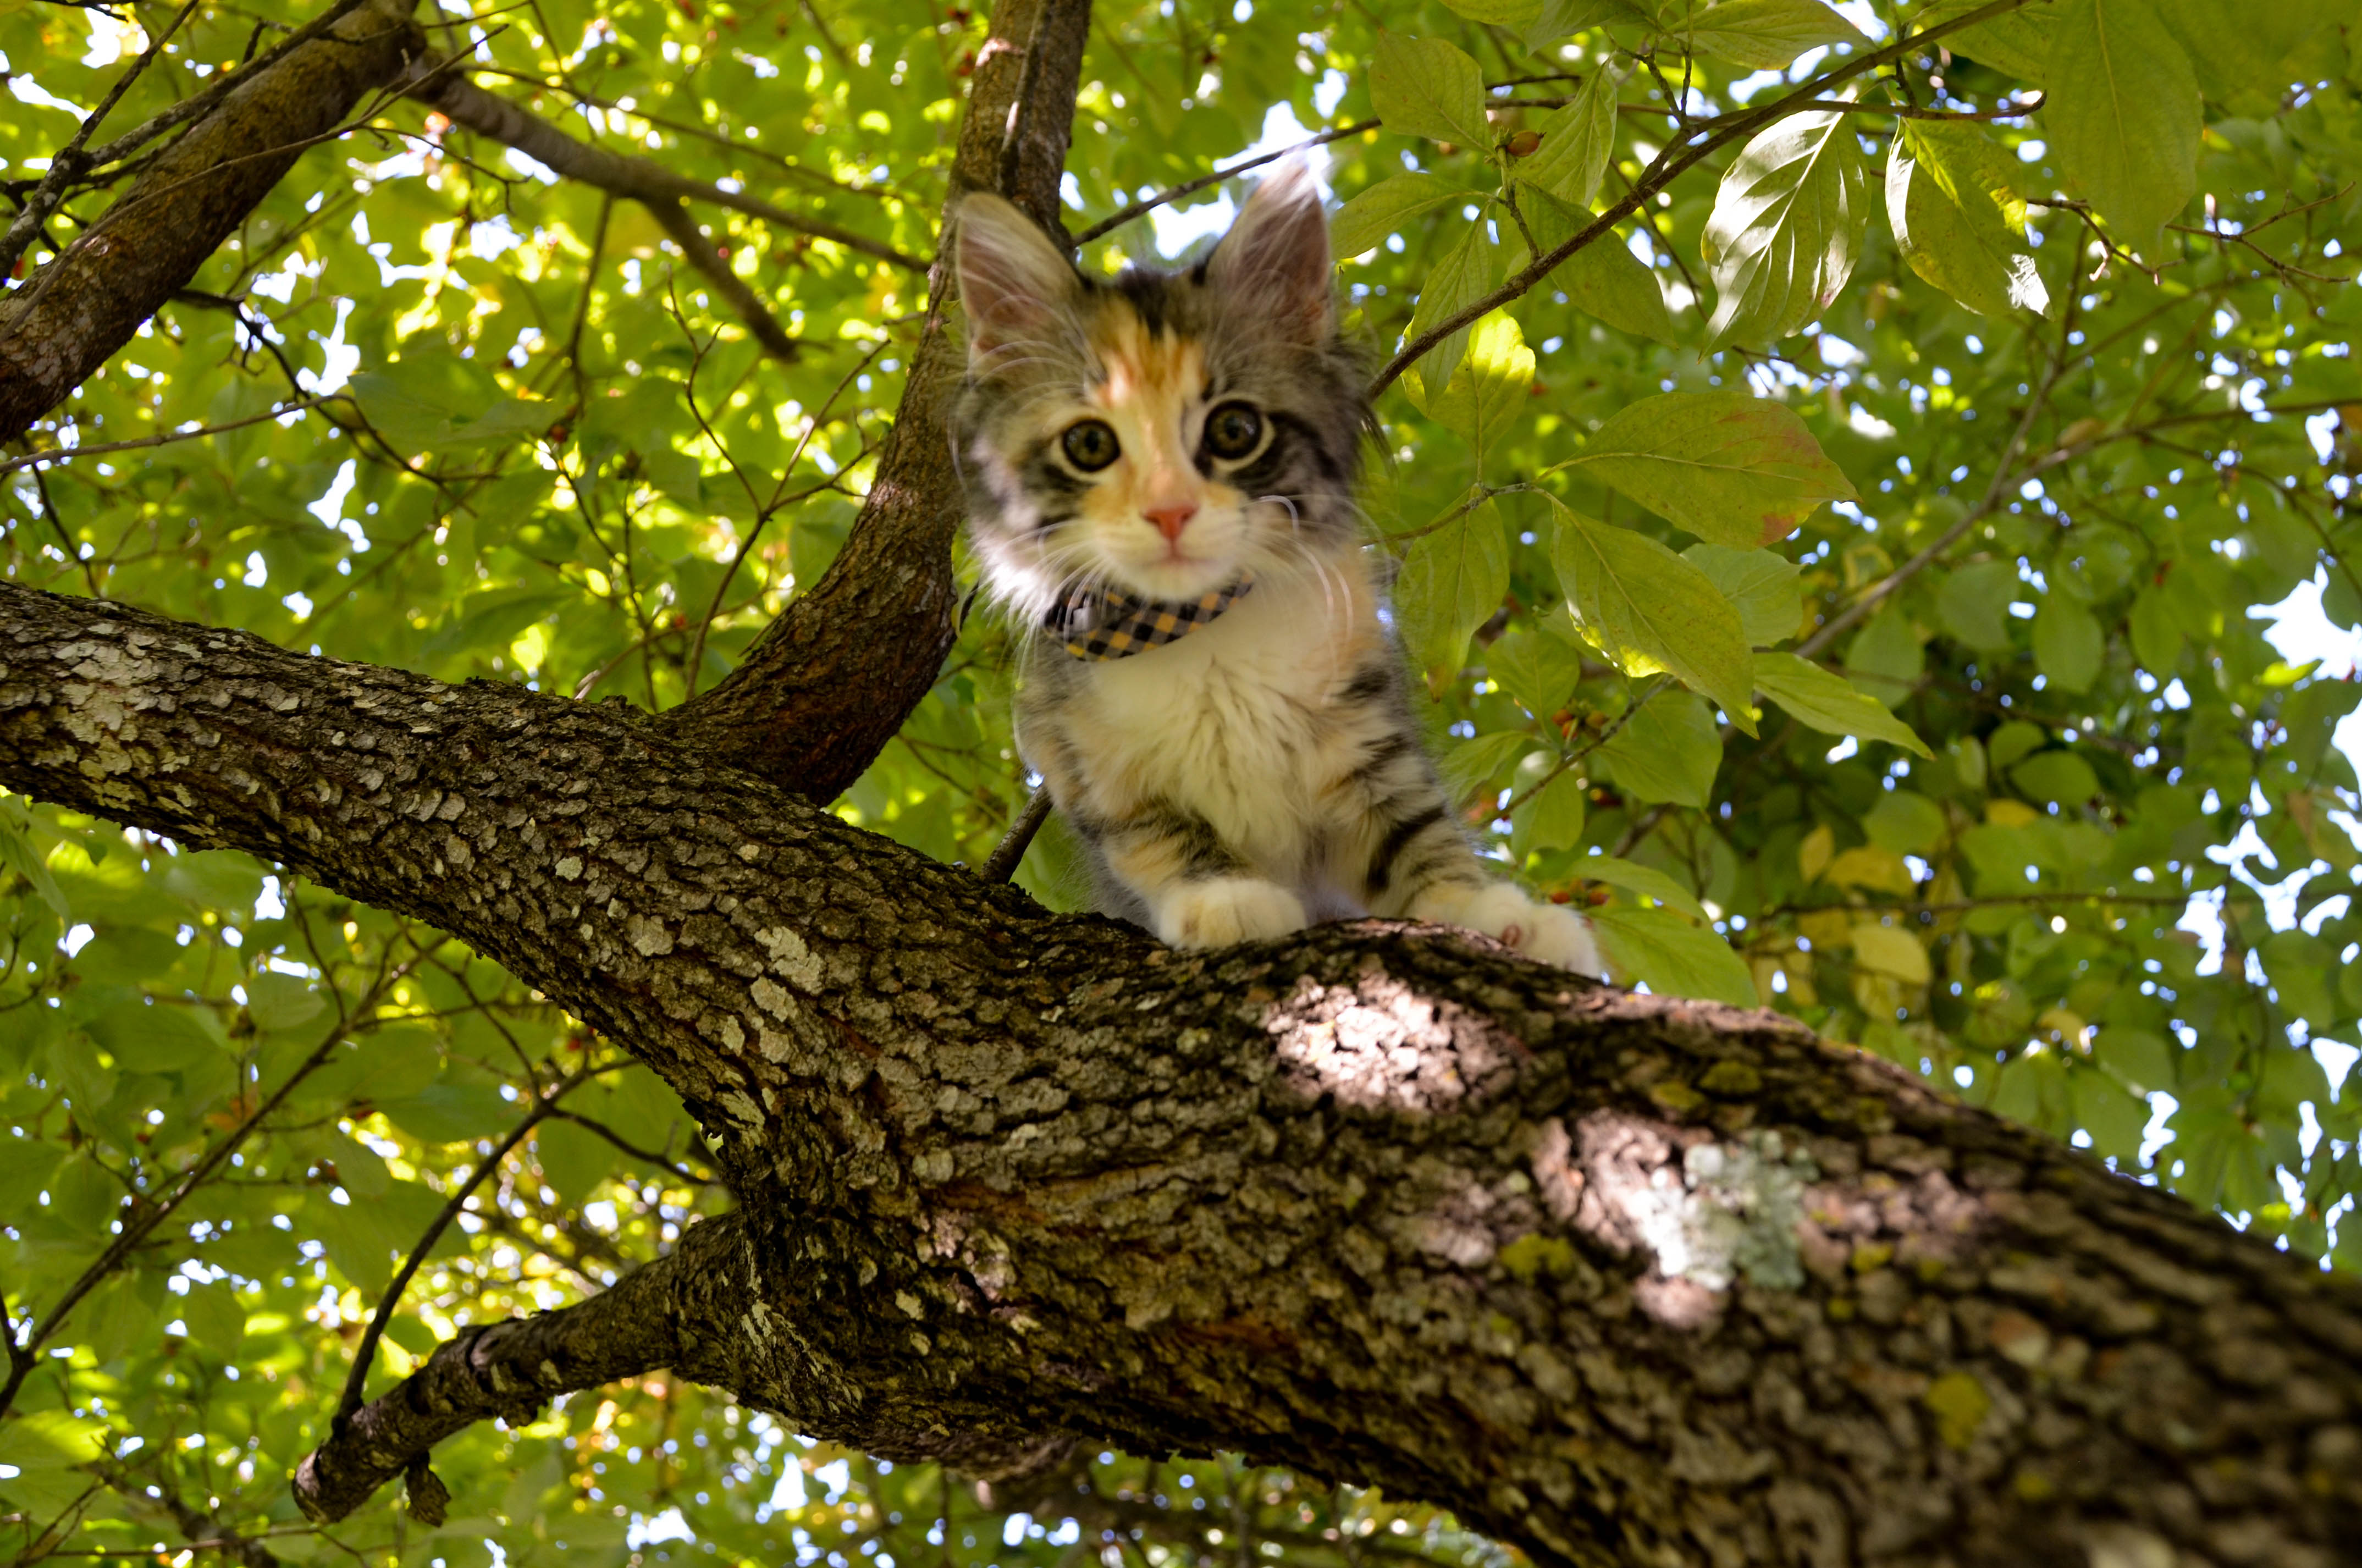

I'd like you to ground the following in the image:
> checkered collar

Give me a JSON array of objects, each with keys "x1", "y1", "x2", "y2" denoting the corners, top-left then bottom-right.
[{"x1": 1045, "y1": 571, "x2": 1256, "y2": 662}]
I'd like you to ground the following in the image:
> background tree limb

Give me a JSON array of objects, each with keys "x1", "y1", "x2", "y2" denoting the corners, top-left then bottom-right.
[{"x1": 0, "y1": 0, "x2": 424, "y2": 440}]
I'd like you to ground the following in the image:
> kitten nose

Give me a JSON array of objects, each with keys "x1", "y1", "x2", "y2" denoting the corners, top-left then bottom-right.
[{"x1": 1144, "y1": 502, "x2": 1198, "y2": 542}]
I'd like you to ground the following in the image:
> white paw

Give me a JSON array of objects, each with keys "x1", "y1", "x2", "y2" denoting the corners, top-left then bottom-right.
[
  {"x1": 1410, "y1": 882, "x2": 1604, "y2": 976},
  {"x1": 1156, "y1": 878, "x2": 1308, "y2": 949}
]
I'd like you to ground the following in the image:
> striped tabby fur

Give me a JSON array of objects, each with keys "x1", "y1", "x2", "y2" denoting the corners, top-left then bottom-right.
[{"x1": 951, "y1": 162, "x2": 1600, "y2": 973}]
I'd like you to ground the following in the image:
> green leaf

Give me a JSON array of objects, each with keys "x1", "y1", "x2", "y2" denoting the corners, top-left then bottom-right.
[
  {"x1": 1845, "y1": 607, "x2": 1925, "y2": 706},
  {"x1": 1936, "y1": 557, "x2": 2021, "y2": 650},
  {"x1": 1568, "y1": 853, "x2": 1710, "y2": 923},
  {"x1": 1517, "y1": 188, "x2": 1680, "y2": 343},
  {"x1": 1566, "y1": 391, "x2": 1857, "y2": 547},
  {"x1": 1596, "y1": 691, "x2": 1724, "y2": 807},
  {"x1": 179, "y1": 1280, "x2": 246, "y2": 1360},
  {"x1": 2262, "y1": 931, "x2": 2340, "y2": 1032},
  {"x1": 1927, "y1": 1, "x2": 2056, "y2": 80},
  {"x1": 1863, "y1": 789, "x2": 1947, "y2": 855},
  {"x1": 2033, "y1": 595, "x2": 2105, "y2": 692},
  {"x1": 0, "y1": 1138, "x2": 66, "y2": 1213},
  {"x1": 1701, "y1": 109, "x2": 1872, "y2": 347},
  {"x1": 247, "y1": 972, "x2": 325, "y2": 1033},
  {"x1": 1442, "y1": 0, "x2": 1544, "y2": 23},
  {"x1": 1681, "y1": 543, "x2": 1802, "y2": 645},
  {"x1": 0, "y1": 1411, "x2": 108, "y2": 1470},
  {"x1": 1548, "y1": 502, "x2": 1757, "y2": 729},
  {"x1": 2151, "y1": 0, "x2": 2346, "y2": 104},
  {"x1": 436, "y1": 396, "x2": 554, "y2": 449},
  {"x1": 1671, "y1": 0, "x2": 1868, "y2": 69},
  {"x1": 2044, "y1": 0, "x2": 2201, "y2": 256},
  {"x1": 1886, "y1": 120, "x2": 2050, "y2": 319},
  {"x1": 378, "y1": 1081, "x2": 515, "y2": 1145},
  {"x1": 2011, "y1": 749, "x2": 2100, "y2": 805},
  {"x1": 1515, "y1": 69, "x2": 1618, "y2": 207},
  {"x1": 1395, "y1": 496, "x2": 1511, "y2": 678},
  {"x1": 1526, "y1": 0, "x2": 1660, "y2": 46},
  {"x1": 533, "y1": 1119, "x2": 617, "y2": 1206},
  {"x1": 1403, "y1": 220, "x2": 1503, "y2": 398},
  {"x1": 1370, "y1": 33, "x2": 1493, "y2": 149},
  {"x1": 1442, "y1": 730, "x2": 1543, "y2": 803},
  {"x1": 1410, "y1": 312, "x2": 1534, "y2": 463},
  {"x1": 1487, "y1": 631, "x2": 1575, "y2": 721},
  {"x1": 1587, "y1": 904, "x2": 1756, "y2": 1005},
  {"x1": 0, "y1": 805, "x2": 68, "y2": 921},
  {"x1": 1331, "y1": 173, "x2": 1471, "y2": 258},
  {"x1": 1510, "y1": 753, "x2": 1588, "y2": 855},
  {"x1": 421, "y1": 589, "x2": 572, "y2": 663},
  {"x1": 83, "y1": 997, "x2": 225, "y2": 1072},
  {"x1": 1753, "y1": 652, "x2": 1934, "y2": 757}
]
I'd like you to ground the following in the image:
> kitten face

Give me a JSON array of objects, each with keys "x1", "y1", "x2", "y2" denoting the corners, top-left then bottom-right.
[{"x1": 951, "y1": 162, "x2": 1368, "y2": 616}]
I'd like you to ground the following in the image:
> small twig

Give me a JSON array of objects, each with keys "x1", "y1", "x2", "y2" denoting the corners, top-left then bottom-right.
[
  {"x1": 981, "y1": 789, "x2": 1053, "y2": 881},
  {"x1": 1070, "y1": 120, "x2": 1379, "y2": 247},
  {"x1": 0, "y1": 944, "x2": 423, "y2": 1422},
  {"x1": 335, "y1": 1067, "x2": 595, "y2": 1418}
]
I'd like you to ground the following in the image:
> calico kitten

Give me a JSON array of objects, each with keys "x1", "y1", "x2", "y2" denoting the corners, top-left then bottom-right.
[{"x1": 951, "y1": 162, "x2": 1600, "y2": 975}]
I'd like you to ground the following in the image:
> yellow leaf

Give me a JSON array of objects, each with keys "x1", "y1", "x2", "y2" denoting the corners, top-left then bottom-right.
[
  {"x1": 1986, "y1": 799, "x2": 2040, "y2": 827},
  {"x1": 2037, "y1": 1008, "x2": 2089, "y2": 1047},
  {"x1": 1797, "y1": 909, "x2": 1853, "y2": 949},
  {"x1": 1852, "y1": 921, "x2": 1930, "y2": 984},
  {"x1": 1798, "y1": 823, "x2": 1835, "y2": 882},
  {"x1": 1826, "y1": 845, "x2": 1916, "y2": 896}
]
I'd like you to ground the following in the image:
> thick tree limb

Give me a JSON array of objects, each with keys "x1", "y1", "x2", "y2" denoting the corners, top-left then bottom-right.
[
  {"x1": 4, "y1": 580, "x2": 2358, "y2": 1568},
  {"x1": 0, "y1": 0, "x2": 425, "y2": 441},
  {"x1": 292, "y1": 1210, "x2": 754, "y2": 1523},
  {"x1": 416, "y1": 71, "x2": 926, "y2": 277},
  {"x1": 661, "y1": 0, "x2": 1091, "y2": 799}
]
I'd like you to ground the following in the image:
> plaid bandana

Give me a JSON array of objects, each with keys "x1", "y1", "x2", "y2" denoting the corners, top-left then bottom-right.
[{"x1": 1046, "y1": 572, "x2": 1255, "y2": 661}]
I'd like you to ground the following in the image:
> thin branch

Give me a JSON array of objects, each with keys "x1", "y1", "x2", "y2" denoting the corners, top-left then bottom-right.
[
  {"x1": 981, "y1": 788, "x2": 1053, "y2": 881},
  {"x1": 0, "y1": 396, "x2": 341, "y2": 476},
  {"x1": 1368, "y1": 0, "x2": 2034, "y2": 395},
  {"x1": 0, "y1": 945, "x2": 422, "y2": 1421},
  {"x1": 1070, "y1": 120, "x2": 1379, "y2": 247},
  {"x1": 335, "y1": 1066, "x2": 597, "y2": 1419}
]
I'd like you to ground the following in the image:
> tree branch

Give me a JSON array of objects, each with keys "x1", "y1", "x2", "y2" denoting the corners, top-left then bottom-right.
[
  {"x1": 293, "y1": 1210, "x2": 755, "y2": 1523},
  {"x1": 414, "y1": 67, "x2": 926, "y2": 294},
  {"x1": 3, "y1": 578, "x2": 2358, "y2": 1567},
  {"x1": 660, "y1": 0, "x2": 1091, "y2": 800},
  {"x1": 0, "y1": 0, "x2": 424, "y2": 441}
]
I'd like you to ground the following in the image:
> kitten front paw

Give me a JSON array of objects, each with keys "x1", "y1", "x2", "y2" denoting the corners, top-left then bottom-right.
[
  {"x1": 1156, "y1": 878, "x2": 1308, "y2": 949},
  {"x1": 1410, "y1": 881, "x2": 1603, "y2": 976}
]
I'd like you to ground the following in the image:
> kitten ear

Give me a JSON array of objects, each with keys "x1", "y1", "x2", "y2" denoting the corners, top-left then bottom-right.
[
  {"x1": 955, "y1": 194, "x2": 1080, "y2": 357},
  {"x1": 1207, "y1": 157, "x2": 1333, "y2": 339}
]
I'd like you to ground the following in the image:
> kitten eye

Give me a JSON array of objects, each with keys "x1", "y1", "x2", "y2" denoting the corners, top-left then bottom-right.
[
  {"x1": 1203, "y1": 402, "x2": 1263, "y2": 461},
  {"x1": 1061, "y1": 419, "x2": 1122, "y2": 472}
]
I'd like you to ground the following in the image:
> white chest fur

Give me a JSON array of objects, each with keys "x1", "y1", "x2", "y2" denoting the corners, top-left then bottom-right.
[{"x1": 1056, "y1": 557, "x2": 1386, "y2": 871}]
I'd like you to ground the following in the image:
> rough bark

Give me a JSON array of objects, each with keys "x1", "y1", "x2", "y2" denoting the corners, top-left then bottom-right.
[
  {"x1": 661, "y1": 0, "x2": 1091, "y2": 799},
  {"x1": 0, "y1": 0, "x2": 425, "y2": 441},
  {"x1": 4, "y1": 579, "x2": 2357, "y2": 1568},
  {"x1": 294, "y1": 1210, "x2": 754, "y2": 1520}
]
